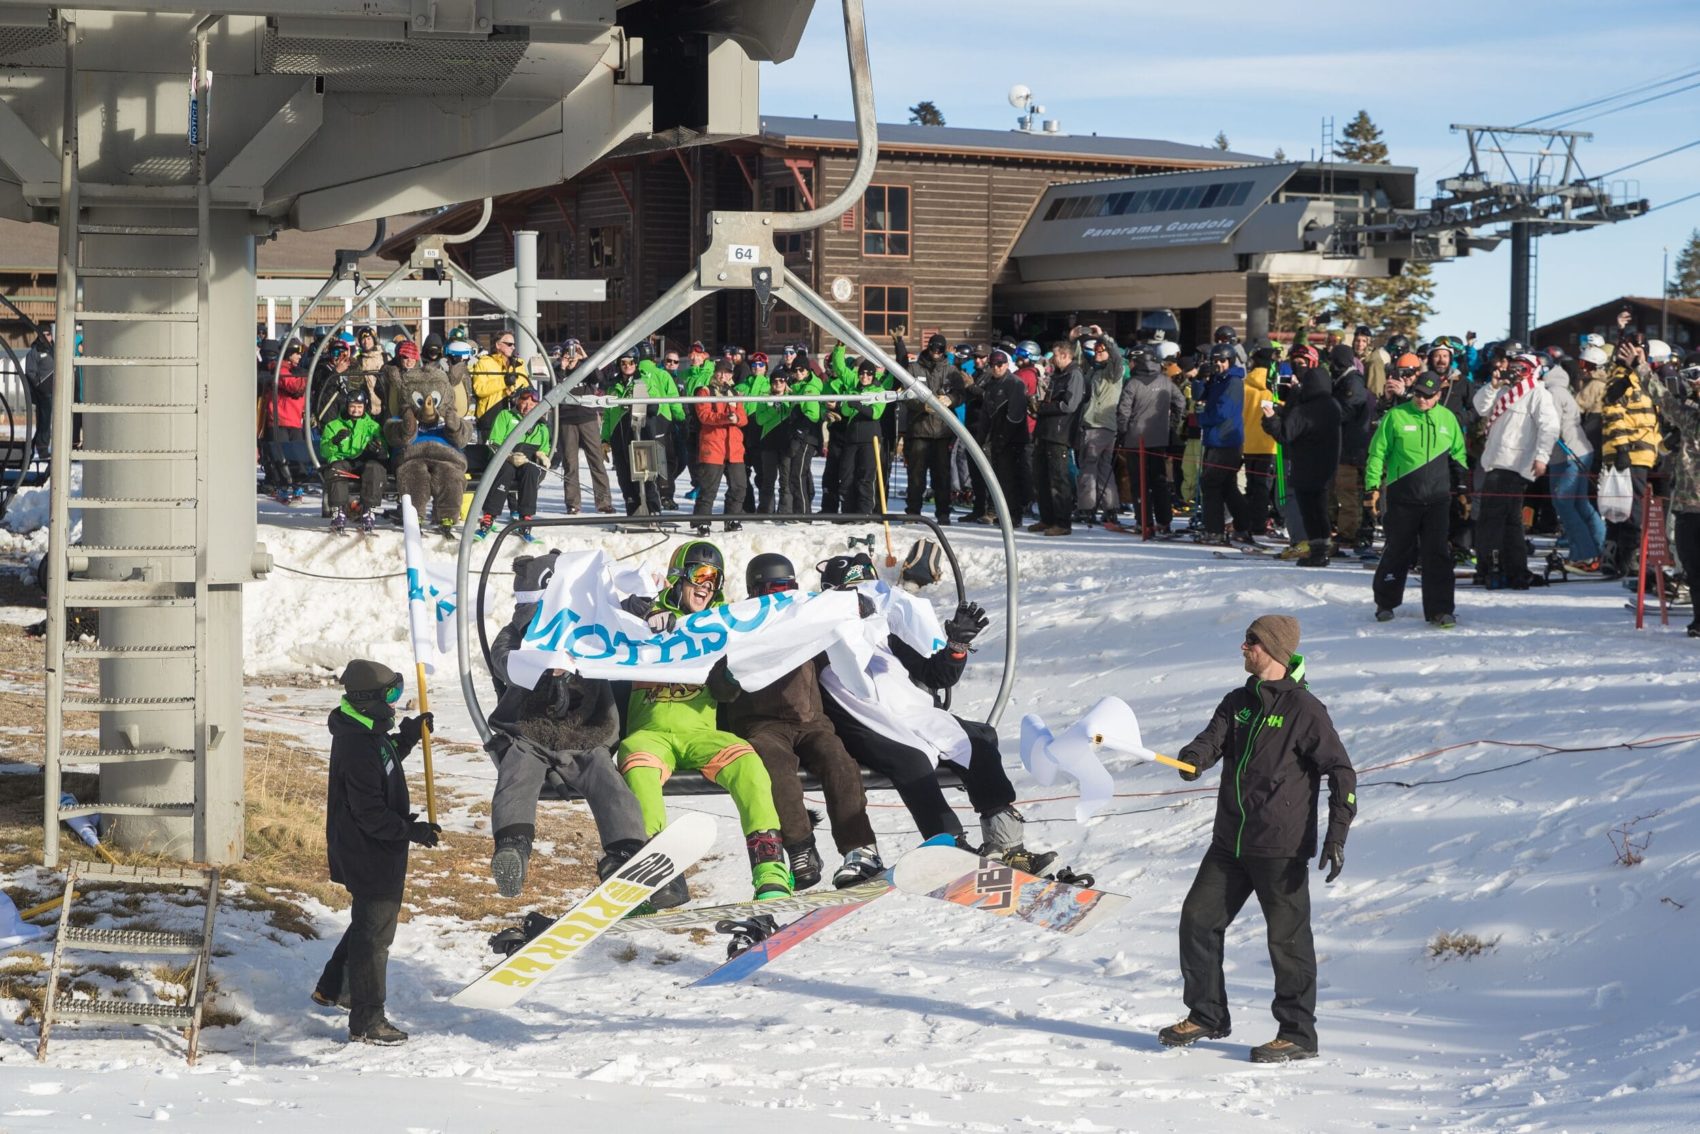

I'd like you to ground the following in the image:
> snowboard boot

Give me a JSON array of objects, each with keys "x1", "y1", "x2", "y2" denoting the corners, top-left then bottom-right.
[
  {"x1": 517, "y1": 516, "x2": 539, "y2": 544},
  {"x1": 595, "y1": 837, "x2": 645, "y2": 881},
  {"x1": 746, "y1": 829, "x2": 794, "y2": 900},
  {"x1": 981, "y1": 805, "x2": 1058, "y2": 875},
  {"x1": 646, "y1": 875, "x2": 690, "y2": 911},
  {"x1": 832, "y1": 845, "x2": 885, "y2": 888},
  {"x1": 1250, "y1": 1037, "x2": 1318, "y2": 1063},
  {"x1": 1158, "y1": 1017, "x2": 1230, "y2": 1048},
  {"x1": 473, "y1": 514, "x2": 495, "y2": 541},
  {"x1": 350, "y1": 1018, "x2": 409, "y2": 1046},
  {"x1": 436, "y1": 517, "x2": 458, "y2": 540},
  {"x1": 490, "y1": 829, "x2": 533, "y2": 899},
  {"x1": 785, "y1": 838, "x2": 824, "y2": 891},
  {"x1": 487, "y1": 910, "x2": 556, "y2": 957}
]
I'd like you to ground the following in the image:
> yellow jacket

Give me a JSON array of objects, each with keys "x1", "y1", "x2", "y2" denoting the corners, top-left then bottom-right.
[
  {"x1": 1600, "y1": 366, "x2": 1662, "y2": 469},
  {"x1": 470, "y1": 353, "x2": 529, "y2": 421},
  {"x1": 1242, "y1": 366, "x2": 1278, "y2": 456}
]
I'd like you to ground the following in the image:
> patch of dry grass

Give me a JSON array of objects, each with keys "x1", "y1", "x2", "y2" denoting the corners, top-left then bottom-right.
[{"x1": 1428, "y1": 930, "x2": 1499, "y2": 961}]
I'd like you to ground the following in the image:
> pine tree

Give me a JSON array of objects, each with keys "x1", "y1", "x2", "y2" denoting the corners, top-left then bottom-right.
[
  {"x1": 1670, "y1": 229, "x2": 1700, "y2": 298},
  {"x1": 907, "y1": 101, "x2": 946, "y2": 126},
  {"x1": 1333, "y1": 110, "x2": 1387, "y2": 164},
  {"x1": 1272, "y1": 146, "x2": 1288, "y2": 162},
  {"x1": 1214, "y1": 131, "x2": 1231, "y2": 151}
]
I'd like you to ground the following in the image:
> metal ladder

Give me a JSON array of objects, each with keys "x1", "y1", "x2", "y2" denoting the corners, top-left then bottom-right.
[
  {"x1": 36, "y1": 862, "x2": 221, "y2": 1065},
  {"x1": 41, "y1": 16, "x2": 213, "y2": 865}
]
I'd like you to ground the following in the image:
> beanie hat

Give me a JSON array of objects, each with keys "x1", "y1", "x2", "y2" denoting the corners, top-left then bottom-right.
[
  {"x1": 340, "y1": 658, "x2": 401, "y2": 703},
  {"x1": 1246, "y1": 615, "x2": 1300, "y2": 668},
  {"x1": 397, "y1": 340, "x2": 420, "y2": 360},
  {"x1": 1327, "y1": 344, "x2": 1357, "y2": 372}
]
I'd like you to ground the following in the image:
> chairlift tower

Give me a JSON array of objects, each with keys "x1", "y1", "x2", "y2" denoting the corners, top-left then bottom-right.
[{"x1": 0, "y1": 1, "x2": 811, "y2": 866}]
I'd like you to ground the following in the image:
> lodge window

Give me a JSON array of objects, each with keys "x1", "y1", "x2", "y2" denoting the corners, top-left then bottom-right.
[
  {"x1": 587, "y1": 226, "x2": 623, "y2": 271},
  {"x1": 773, "y1": 184, "x2": 808, "y2": 255},
  {"x1": 861, "y1": 285, "x2": 909, "y2": 336},
  {"x1": 769, "y1": 298, "x2": 807, "y2": 341},
  {"x1": 582, "y1": 278, "x2": 626, "y2": 345},
  {"x1": 863, "y1": 185, "x2": 910, "y2": 257}
]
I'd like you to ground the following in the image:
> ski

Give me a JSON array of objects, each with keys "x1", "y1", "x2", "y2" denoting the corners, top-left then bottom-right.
[
  {"x1": 609, "y1": 875, "x2": 892, "y2": 935},
  {"x1": 892, "y1": 845, "x2": 1128, "y2": 935},
  {"x1": 451, "y1": 812, "x2": 715, "y2": 1009}
]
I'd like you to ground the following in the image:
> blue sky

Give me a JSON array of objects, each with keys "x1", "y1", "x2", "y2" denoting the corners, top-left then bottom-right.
[{"x1": 761, "y1": 0, "x2": 1700, "y2": 343}]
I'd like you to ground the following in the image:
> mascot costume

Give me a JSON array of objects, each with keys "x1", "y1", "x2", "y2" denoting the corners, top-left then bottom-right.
[{"x1": 384, "y1": 363, "x2": 473, "y2": 534}]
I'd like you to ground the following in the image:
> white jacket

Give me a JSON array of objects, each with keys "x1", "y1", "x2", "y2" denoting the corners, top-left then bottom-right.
[{"x1": 1473, "y1": 378, "x2": 1560, "y2": 479}]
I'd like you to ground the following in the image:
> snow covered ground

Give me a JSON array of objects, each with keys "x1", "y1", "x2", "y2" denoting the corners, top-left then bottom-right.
[{"x1": 3, "y1": 474, "x2": 1698, "y2": 1133}]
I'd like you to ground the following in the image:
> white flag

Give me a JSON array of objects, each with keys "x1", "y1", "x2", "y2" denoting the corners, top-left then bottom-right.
[
  {"x1": 401, "y1": 497, "x2": 458, "y2": 675},
  {"x1": 1020, "y1": 696, "x2": 1156, "y2": 823}
]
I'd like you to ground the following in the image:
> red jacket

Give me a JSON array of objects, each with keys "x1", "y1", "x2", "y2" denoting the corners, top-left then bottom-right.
[
  {"x1": 265, "y1": 361, "x2": 307, "y2": 430},
  {"x1": 695, "y1": 398, "x2": 748, "y2": 465}
]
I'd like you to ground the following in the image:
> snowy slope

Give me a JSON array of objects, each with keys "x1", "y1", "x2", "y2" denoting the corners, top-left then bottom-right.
[{"x1": 3, "y1": 497, "x2": 1698, "y2": 1133}]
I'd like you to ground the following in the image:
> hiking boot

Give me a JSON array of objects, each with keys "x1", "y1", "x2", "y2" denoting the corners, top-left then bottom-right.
[
  {"x1": 490, "y1": 830, "x2": 532, "y2": 899},
  {"x1": 1158, "y1": 1017, "x2": 1229, "y2": 1048},
  {"x1": 786, "y1": 839, "x2": 824, "y2": 891},
  {"x1": 1250, "y1": 1037, "x2": 1317, "y2": 1063},
  {"x1": 1026, "y1": 521, "x2": 1048, "y2": 533},
  {"x1": 350, "y1": 1018, "x2": 409, "y2": 1046},
  {"x1": 832, "y1": 845, "x2": 885, "y2": 888},
  {"x1": 1278, "y1": 542, "x2": 1310, "y2": 560},
  {"x1": 1296, "y1": 550, "x2": 1328, "y2": 567},
  {"x1": 1042, "y1": 525, "x2": 1072, "y2": 536},
  {"x1": 646, "y1": 875, "x2": 690, "y2": 910},
  {"x1": 1430, "y1": 612, "x2": 1456, "y2": 629},
  {"x1": 1374, "y1": 608, "x2": 1394, "y2": 623}
]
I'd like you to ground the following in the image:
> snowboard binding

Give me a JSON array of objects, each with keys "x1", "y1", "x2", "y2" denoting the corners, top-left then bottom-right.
[
  {"x1": 487, "y1": 911, "x2": 556, "y2": 957},
  {"x1": 714, "y1": 914, "x2": 780, "y2": 959},
  {"x1": 1047, "y1": 866, "x2": 1096, "y2": 889}
]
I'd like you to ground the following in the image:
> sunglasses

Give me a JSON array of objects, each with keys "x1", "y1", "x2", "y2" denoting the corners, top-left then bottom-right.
[
  {"x1": 752, "y1": 361, "x2": 768, "y2": 367},
  {"x1": 680, "y1": 564, "x2": 721, "y2": 587},
  {"x1": 497, "y1": 340, "x2": 515, "y2": 348},
  {"x1": 664, "y1": 357, "x2": 680, "y2": 365}
]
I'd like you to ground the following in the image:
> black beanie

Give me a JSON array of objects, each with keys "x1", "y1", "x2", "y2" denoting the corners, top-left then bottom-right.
[
  {"x1": 340, "y1": 659, "x2": 400, "y2": 703},
  {"x1": 1328, "y1": 344, "x2": 1358, "y2": 373}
]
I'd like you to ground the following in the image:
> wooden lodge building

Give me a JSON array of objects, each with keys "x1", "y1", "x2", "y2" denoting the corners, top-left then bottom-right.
[{"x1": 381, "y1": 116, "x2": 1271, "y2": 354}]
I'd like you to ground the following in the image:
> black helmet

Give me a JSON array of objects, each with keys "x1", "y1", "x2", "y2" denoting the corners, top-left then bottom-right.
[
  {"x1": 1385, "y1": 333, "x2": 1410, "y2": 356},
  {"x1": 635, "y1": 339, "x2": 656, "y2": 362},
  {"x1": 341, "y1": 388, "x2": 370, "y2": 415},
  {"x1": 926, "y1": 332, "x2": 949, "y2": 354},
  {"x1": 1208, "y1": 343, "x2": 1237, "y2": 364},
  {"x1": 619, "y1": 347, "x2": 639, "y2": 363},
  {"x1": 745, "y1": 552, "x2": 797, "y2": 597},
  {"x1": 340, "y1": 658, "x2": 402, "y2": 713},
  {"x1": 817, "y1": 551, "x2": 877, "y2": 589},
  {"x1": 1213, "y1": 325, "x2": 1237, "y2": 343}
]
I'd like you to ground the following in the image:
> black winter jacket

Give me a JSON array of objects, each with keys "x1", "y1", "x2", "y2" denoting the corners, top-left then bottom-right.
[
  {"x1": 1259, "y1": 366, "x2": 1342, "y2": 492},
  {"x1": 1179, "y1": 657, "x2": 1357, "y2": 859},
  {"x1": 1034, "y1": 362, "x2": 1085, "y2": 447},
  {"x1": 1333, "y1": 366, "x2": 1373, "y2": 467},
  {"x1": 325, "y1": 701, "x2": 418, "y2": 897},
  {"x1": 905, "y1": 353, "x2": 967, "y2": 440}
]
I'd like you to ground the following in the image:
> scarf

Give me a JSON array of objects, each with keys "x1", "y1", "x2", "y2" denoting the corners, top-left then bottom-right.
[{"x1": 1487, "y1": 370, "x2": 1538, "y2": 429}]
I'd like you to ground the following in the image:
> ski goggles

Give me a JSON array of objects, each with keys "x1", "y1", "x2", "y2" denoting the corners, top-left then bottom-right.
[
  {"x1": 750, "y1": 577, "x2": 797, "y2": 597},
  {"x1": 677, "y1": 563, "x2": 721, "y2": 587},
  {"x1": 382, "y1": 675, "x2": 404, "y2": 704}
]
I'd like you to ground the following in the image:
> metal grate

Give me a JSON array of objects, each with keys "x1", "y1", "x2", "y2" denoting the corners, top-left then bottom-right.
[
  {"x1": 0, "y1": 23, "x2": 64, "y2": 67},
  {"x1": 260, "y1": 30, "x2": 527, "y2": 94}
]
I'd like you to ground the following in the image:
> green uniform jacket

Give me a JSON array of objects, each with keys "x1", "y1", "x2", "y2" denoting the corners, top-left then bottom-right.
[
  {"x1": 638, "y1": 359, "x2": 685, "y2": 422},
  {"x1": 487, "y1": 408, "x2": 553, "y2": 463},
  {"x1": 679, "y1": 358, "x2": 716, "y2": 394},
  {"x1": 827, "y1": 344, "x2": 892, "y2": 422},
  {"x1": 318, "y1": 414, "x2": 387, "y2": 463},
  {"x1": 1364, "y1": 400, "x2": 1467, "y2": 508}
]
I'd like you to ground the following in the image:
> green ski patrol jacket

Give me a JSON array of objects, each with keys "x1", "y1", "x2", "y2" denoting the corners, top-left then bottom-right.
[
  {"x1": 1178, "y1": 655, "x2": 1358, "y2": 859},
  {"x1": 486, "y1": 407, "x2": 553, "y2": 464},
  {"x1": 1364, "y1": 399, "x2": 1469, "y2": 507},
  {"x1": 318, "y1": 413, "x2": 387, "y2": 464},
  {"x1": 637, "y1": 359, "x2": 685, "y2": 423},
  {"x1": 827, "y1": 344, "x2": 895, "y2": 437}
]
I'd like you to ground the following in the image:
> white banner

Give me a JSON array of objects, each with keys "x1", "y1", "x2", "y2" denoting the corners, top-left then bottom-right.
[
  {"x1": 401, "y1": 497, "x2": 459, "y2": 675},
  {"x1": 507, "y1": 549, "x2": 863, "y2": 690}
]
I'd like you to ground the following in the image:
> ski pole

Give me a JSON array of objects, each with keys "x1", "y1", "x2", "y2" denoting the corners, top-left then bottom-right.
[{"x1": 871, "y1": 435, "x2": 898, "y2": 568}]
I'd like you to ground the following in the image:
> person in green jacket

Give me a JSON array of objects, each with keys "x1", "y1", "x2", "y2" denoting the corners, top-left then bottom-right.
[
  {"x1": 318, "y1": 388, "x2": 389, "y2": 534},
  {"x1": 1363, "y1": 371, "x2": 1469, "y2": 627},
  {"x1": 776, "y1": 359, "x2": 825, "y2": 513},
  {"x1": 636, "y1": 348, "x2": 685, "y2": 509},
  {"x1": 602, "y1": 350, "x2": 661, "y2": 515},
  {"x1": 825, "y1": 344, "x2": 892, "y2": 514},
  {"x1": 476, "y1": 386, "x2": 552, "y2": 544}
]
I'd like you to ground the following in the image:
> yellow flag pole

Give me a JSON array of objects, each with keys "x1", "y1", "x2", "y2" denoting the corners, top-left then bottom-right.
[
  {"x1": 415, "y1": 660, "x2": 438, "y2": 826},
  {"x1": 1089, "y1": 733, "x2": 1197, "y2": 775},
  {"x1": 20, "y1": 891, "x2": 71, "y2": 920},
  {"x1": 870, "y1": 434, "x2": 898, "y2": 568}
]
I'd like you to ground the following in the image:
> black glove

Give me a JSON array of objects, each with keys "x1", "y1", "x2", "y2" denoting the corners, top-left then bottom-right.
[
  {"x1": 1178, "y1": 753, "x2": 1203, "y2": 783},
  {"x1": 1612, "y1": 449, "x2": 1631, "y2": 471},
  {"x1": 398, "y1": 712, "x2": 433, "y2": 750},
  {"x1": 408, "y1": 820, "x2": 441, "y2": 848},
  {"x1": 646, "y1": 610, "x2": 677, "y2": 633},
  {"x1": 943, "y1": 601, "x2": 989, "y2": 649},
  {"x1": 1318, "y1": 841, "x2": 1344, "y2": 883}
]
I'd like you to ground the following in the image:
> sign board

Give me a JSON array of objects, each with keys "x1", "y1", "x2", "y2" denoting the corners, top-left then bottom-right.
[{"x1": 1633, "y1": 495, "x2": 1672, "y2": 629}]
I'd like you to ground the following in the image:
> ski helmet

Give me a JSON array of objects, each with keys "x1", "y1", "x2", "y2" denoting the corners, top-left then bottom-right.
[
  {"x1": 1015, "y1": 340, "x2": 1042, "y2": 362},
  {"x1": 445, "y1": 340, "x2": 474, "y2": 362},
  {"x1": 745, "y1": 552, "x2": 797, "y2": 598},
  {"x1": 661, "y1": 540, "x2": 726, "y2": 611},
  {"x1": 817, "y1": 551, "x2": 877, "y2": 590},
  {"x1": 341, "y1": 388, "x2": 370, "y2": 416},
  {"x1": 1385, "y1": 333, "x2": 1411, "y2": 357},
  {"x1": 1207, "y1": 343, "x2": 1237, "y2": 365},
  {"x1": 1213, "y1": 325, "x2": 1238, "y2": 343}
]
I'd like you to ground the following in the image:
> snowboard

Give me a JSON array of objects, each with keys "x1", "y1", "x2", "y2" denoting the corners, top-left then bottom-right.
[
  {"x1": 451, "y1": 812, "x2": 716, "y2": 1009},
  {"x1": 609, "y1": 876, "x2": 892, "y2": 935},
  {"x1": 687, "y1": 835, "x2": 957, "y2": 987},
  {"x1": 892, "y1": 845, "x2": 1128, "y2": 935}
]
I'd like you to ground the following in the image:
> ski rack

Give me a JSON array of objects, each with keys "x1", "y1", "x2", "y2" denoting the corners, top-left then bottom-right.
[{"x1": 451, "y1": 0, "x2": 1021, "y2": 734}]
